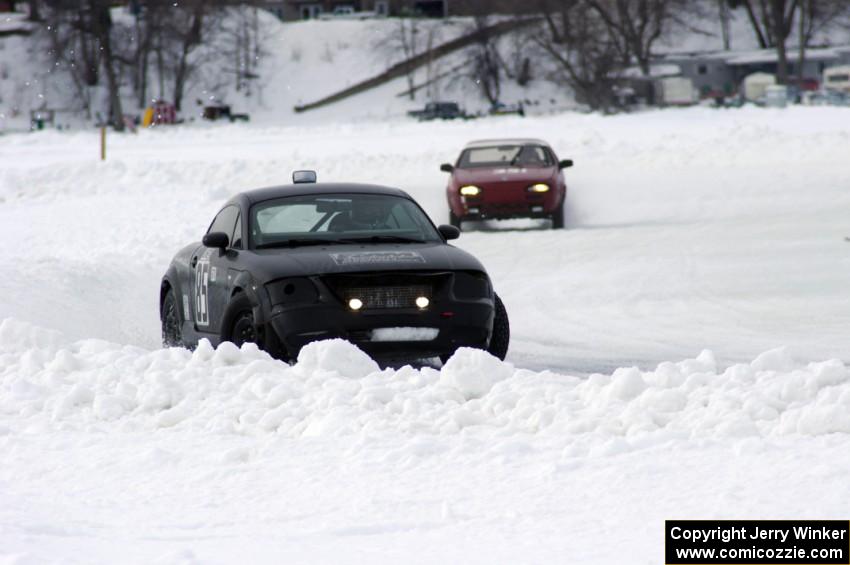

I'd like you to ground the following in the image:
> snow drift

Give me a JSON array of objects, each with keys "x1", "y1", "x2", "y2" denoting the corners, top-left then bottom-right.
[{"x1": 3, "y1": 318, "x2": 847, "y2": 439}]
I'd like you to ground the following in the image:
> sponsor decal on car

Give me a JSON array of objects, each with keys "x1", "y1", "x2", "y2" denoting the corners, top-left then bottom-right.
[{"x1": 330, "y1": 251, "x2": 426, "y2": 266}]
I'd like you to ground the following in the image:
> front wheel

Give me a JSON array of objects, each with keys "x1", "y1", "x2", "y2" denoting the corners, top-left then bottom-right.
[
  {"x1": 221, "y1": 293, "x2": 260, "y2": 348},
  {"x1": 449, "y1": 210, "x2": 462, "y2": 229},
  {"x1": 220, "y1": 293, "x2": 289, "y2": 361},
  {"x1": 161, "y1": 289, "x2": 183, "y2": 347},
  {"x1": 439, "y1": 294, "x2": 509, "y2": 365},
  {"x1": 487, "y1": 293, "x2": 510, "y2": 360},
  {"x1": 551, "y1": 201, "x2": 565, "y2": 229}
]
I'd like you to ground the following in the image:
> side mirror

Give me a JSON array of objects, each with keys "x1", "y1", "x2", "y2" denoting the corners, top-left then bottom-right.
[
  {"x1": 440, "y1": 163, "x2": 454, "y2": 173},
  {"x1": 438, "y1": 224, "x2": 460, "y2": 241},
  {"x1": 559, "y1": 159, "x2": 574, "y2": 169},
  {"x1": 203, "y1": 231, "x2": 229, "y2": 249}
]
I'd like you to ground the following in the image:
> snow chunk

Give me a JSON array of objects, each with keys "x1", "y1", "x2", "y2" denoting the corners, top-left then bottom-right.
[
  {"x1": 794, "y1": 405, "x2": 850, "y2": 435},
  {"x1": 294, "y1": 339, "x2": 379, "y2": 379},
  {"x1": 609, "y1": 367, "x2": 646, "y2": 400},
  {"x1": 94, "y1": 395, "x2": 133, "y2": 421},
  {"x1": 751, "y1": 347, "x2": 794, "y2": 372},
  {"x1": 439, "y1": 348, "x2": 513, "y2": 400}
]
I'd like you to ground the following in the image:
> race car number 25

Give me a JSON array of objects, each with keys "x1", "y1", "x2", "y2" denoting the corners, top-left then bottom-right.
[{"x1": 194, "y1": 249, "x2": 213, "y2": 327}]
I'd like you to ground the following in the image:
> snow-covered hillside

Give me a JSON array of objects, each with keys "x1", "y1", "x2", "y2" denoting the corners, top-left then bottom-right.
[
  {"x1": 0, "y1": 11, "x2": 570, "y2": 132},
  {"x1": 1, "y1": 105, "x2": 849, "y2": 563},
  {"x1": 5, "y1": 3, "x2": 846, "y2": 133}
]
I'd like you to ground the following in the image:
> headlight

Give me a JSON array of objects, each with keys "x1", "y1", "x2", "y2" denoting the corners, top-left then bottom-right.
[
  {"x1": 528, "y1": 183, "x2": 550, "y2": 193},
  {"x1": 348, "y1": 298, "x2": 363, "y2": 311},
  {"x1": 453, "y1": 271, "x2": 492, "y2": 299},
  {"x1": 415, "y1": 296, "x2": 430, "y2": 309},
  {"x1": 459, "y1": 185, "x2": 481, "y2": 197},
  {"x1": 266, "y1": 277, "x2": 318, "y2": 306}
]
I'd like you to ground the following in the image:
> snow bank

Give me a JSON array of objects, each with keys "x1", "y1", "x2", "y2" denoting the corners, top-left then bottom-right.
[{"x1": 2, "y1": 317, "x2": 848, "y2": 439}]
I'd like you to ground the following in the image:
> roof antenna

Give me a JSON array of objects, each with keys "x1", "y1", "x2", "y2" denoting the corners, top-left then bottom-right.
[{"x1": 292, "y1": 170, "x2": 317, "y2": 184}]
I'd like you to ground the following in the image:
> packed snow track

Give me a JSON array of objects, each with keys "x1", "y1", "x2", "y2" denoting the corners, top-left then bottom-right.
[{"x1": 1, "y1": 107, "x2": 849, "y2": 564}]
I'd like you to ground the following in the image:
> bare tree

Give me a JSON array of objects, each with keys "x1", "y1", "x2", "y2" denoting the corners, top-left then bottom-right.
[
  {"x1": 467, "y1": 16, "x2": 504, "y2": 105},
  {"x1": 42, "y1": 8, "x2": 96, "y2": 116},
  {"x1": 585, "y1": 0, "x2": 694, "y2": 77},
  {"x1": 378, "y1": 16, "x2": 425, "y2": 100},
  {"x1": 795, "y1": 0, "x2": 850, "y2": 87},
  {"x1": 502, "y1": 25, "x2": 535, "y2": 86},
  {"x1": 214, "y1": 6, "x2": 272, "y2": 99},
  {"x1": 733, "y1": 0, "x2": 798, "y2": 83},
  {"x1": 129, "y1": 0, "x2": 169, "y2": 108},
  {"x1": 43, "y1": 0, "x2": 125, "y2": 129},
  {"x1": 89, "y1": 0, "x2": 125, "y2": 129},
  {"x1": 34, "y1": 0, "x2": 271, "y2": 131},
  {"x1": 422, "y1": 22, "x2": 444, "y2": 100},
  {"x1": 26, "y1": 0, "x2": 42, "y2": 21},
  {"x1": 533, "y1": 0, "x2": 624, "y2": 112},
  {"x1": 719, "y1": 0, "x2": 732, "y2": 49},
  {"x1": 167, "y1": 0, "x2": 208, "y2": 112}
]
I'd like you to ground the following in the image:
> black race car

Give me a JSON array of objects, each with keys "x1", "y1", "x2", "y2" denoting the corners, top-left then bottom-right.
[{"x1": 159, "y1": 172, "x2": 509, "y2": 363}]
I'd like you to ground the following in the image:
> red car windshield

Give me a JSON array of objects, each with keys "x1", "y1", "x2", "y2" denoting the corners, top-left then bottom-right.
[{"x1": 457, "y1": 145, "x2": 553, "y2": 168}]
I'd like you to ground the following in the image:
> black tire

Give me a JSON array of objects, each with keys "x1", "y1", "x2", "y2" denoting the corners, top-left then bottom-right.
[
  {"x1": 221, "y1": 293, "x2": 261, "y2": 348},
  {"x1": 161, "y1": 289, "x2": 183, "y2": 348},
  {"x1": 220, "y1": 293, "x2": 290, "y2": 361},
  {"x1": 551, "y1": 201, "x2": 565, "y2": 229},
  {"x1": 449, "y1": 210, "x2": 462, "y2": 229},
  {"x1": 440, "y1": 293, "x2": 510, "y2": 365},
  {"x1": 487, "y1": 293, "x2": 510, "y2": 360}
]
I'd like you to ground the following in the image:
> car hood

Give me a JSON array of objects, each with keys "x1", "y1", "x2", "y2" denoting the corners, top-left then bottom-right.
[
  {"x1": 243, "y1": 242, "x2": 487, "y2": 282},
  {"x1": 454, "y1": 166, "x2": 557, "y2": 185}
]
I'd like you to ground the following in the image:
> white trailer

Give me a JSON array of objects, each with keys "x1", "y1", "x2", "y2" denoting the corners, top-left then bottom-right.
[
  {"x1": 660, "y1": 77, "x2": 697, "y2": 106},
  {"x1": 742, "y1": 72, "x2": 776, "y2": 102},
  {"x1": 823, "y1": 65, "x2": 850, "y2": 93}
]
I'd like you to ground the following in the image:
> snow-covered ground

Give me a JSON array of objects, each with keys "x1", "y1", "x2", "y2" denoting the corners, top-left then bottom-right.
[{"x1": 1, "y1": 106, "x2": 850, "y2": 563}]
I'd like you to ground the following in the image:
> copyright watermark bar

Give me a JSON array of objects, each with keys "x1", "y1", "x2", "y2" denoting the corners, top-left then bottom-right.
[{"x1": 665, "y1": 520, "x2": 850, "y2": 564}]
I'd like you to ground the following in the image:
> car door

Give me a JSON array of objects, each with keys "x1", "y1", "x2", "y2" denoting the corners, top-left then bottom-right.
[{"x1": 193, "y1": 205, "x2": 240, "y2": 337}]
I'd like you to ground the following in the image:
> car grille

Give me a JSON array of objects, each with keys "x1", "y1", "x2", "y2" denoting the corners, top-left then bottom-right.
[
  {"x1": 322, "y1": 272, "x2": 449, "y2": 311},
  {"x1": 342, "y1": 285, "x2": 431, "y2": 310}
]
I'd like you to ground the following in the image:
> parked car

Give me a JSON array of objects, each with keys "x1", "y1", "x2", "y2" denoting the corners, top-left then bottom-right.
[
  {"x1": 440, "y1": 139, "x2": 573, "y2": 229},
  {"x1": 825, "y1": 89, "x2": 850, "y2": 106},
  {"x1": 202, "y1": 104, "x2": 250, "y2": 122},
  {"x1": 408, "y1": 101, "x2": 465, "y2": 121},
  {"x1": 160, "y1": 171, "x2": 509, "y2": 363},
  {"x1": 489, "y1": 101, "x2": 525, "y2": 117},
  {"x1": 806, "y1": 89, "x2": 850, "y2": 106}
]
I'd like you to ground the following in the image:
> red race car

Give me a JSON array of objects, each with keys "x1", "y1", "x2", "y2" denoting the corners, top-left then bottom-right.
[{"x1": 440, "y1": 138, "x2": 573, "y2": 229}]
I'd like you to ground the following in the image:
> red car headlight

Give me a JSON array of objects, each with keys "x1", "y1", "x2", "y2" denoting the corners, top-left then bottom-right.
[
  {"x1": 527, "y1": 183, "x2": 550, "y2": 193},
  {"x1": 459, "y1": 185, "x2": 481, "y2": 197}
]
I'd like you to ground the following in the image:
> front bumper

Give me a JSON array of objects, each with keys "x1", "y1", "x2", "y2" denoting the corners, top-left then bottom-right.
[
  {"x1": 268, "y1": 302, "x2": 492, "y2": 360},
  {"x1": 451, "y1": 189, "x2": 561, "y2": 221},
  {"x1": 265, "y1": 276, "x2": 494, "y2": 360},
  {"x1": 459, "y1": 202, "x2": 556, "y2": 221}
]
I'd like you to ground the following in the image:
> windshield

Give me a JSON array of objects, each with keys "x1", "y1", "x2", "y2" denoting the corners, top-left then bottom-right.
[
  {"x1": 249, "y1": 193, "x2": 441, "y2": 249},
  {"x1": 458, "y1": 144, "x2": 553, "y2": 168}
]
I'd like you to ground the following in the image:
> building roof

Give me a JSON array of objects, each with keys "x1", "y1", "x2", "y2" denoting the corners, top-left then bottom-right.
[
  {"x1": 662, "y1": 45, "x2": 850, "y2": 65},
  {"x1": 726, "y1": 46, "x2": 849, "y2": 66},
  {"x1": 621, "y1": 64, "x2": 682, "y2": 79}
]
